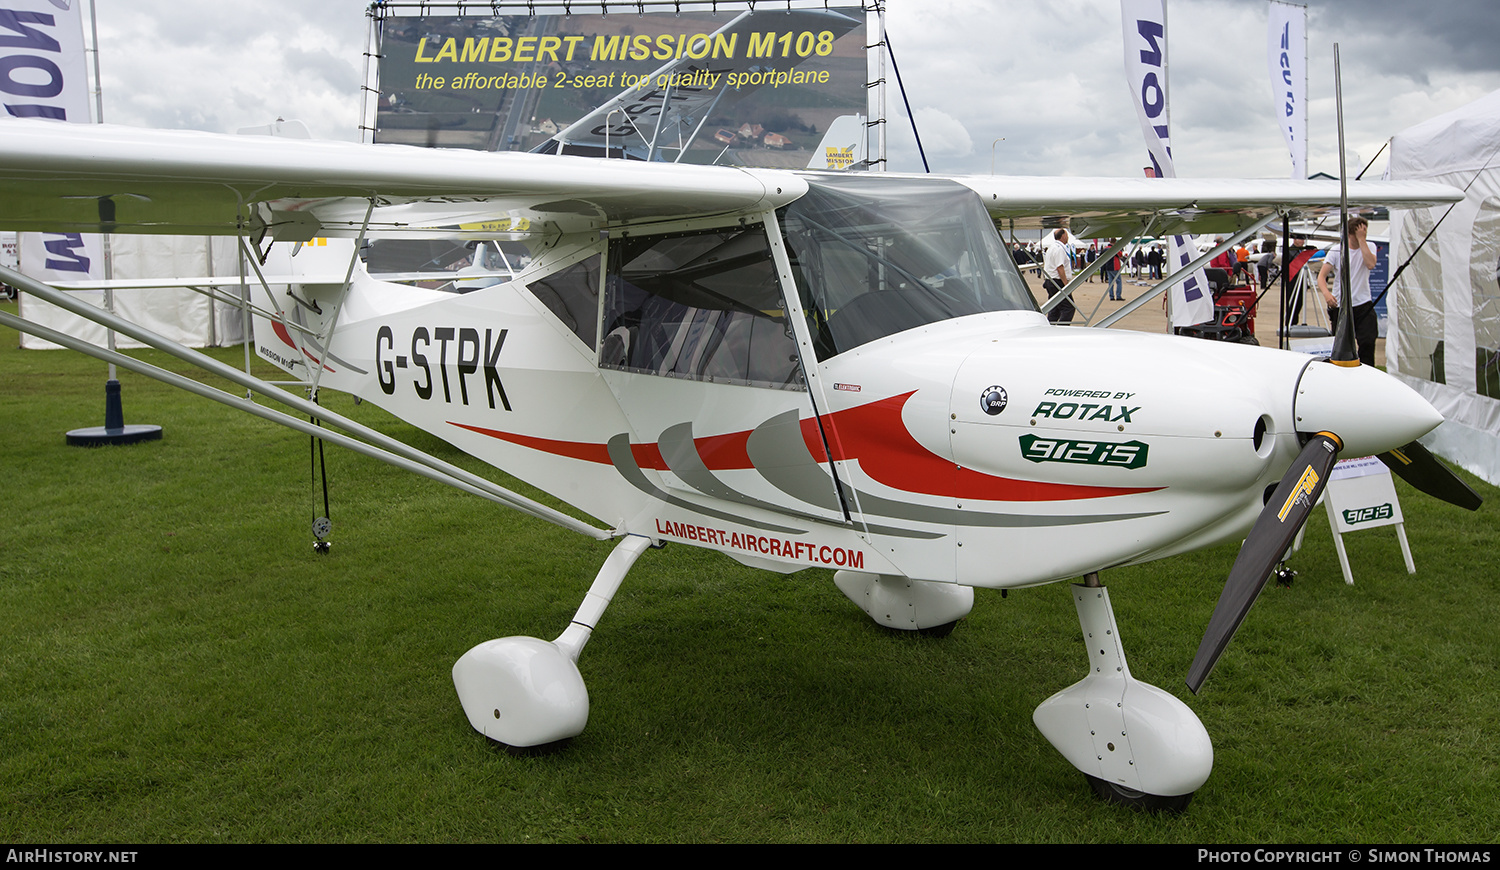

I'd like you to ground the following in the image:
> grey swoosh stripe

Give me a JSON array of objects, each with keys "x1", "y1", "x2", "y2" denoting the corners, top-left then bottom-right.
[
  {"x1": 745, "y1": 410, "x2": 1161, "y2": 529},
  {"x1": 660, "y1": 419, "x2": 946, "y2": 541},
  {"x1": 607, "y1": 433, "x2": 806, "y2": 534}
]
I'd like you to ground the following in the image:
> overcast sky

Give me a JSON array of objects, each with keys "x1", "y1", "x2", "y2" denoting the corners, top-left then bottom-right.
[{"x1": 90, "y1": 0, "x2": 1500, "y2": 180}]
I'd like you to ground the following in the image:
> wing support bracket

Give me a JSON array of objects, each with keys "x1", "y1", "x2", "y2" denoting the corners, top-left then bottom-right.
[
  {"x1": 1095, "y1": 214, "x2": 1276, "y2": 329},
  {"x1": 306, "y1": 196, "x2": 377, "y2": 400},
  {"x1": 1039, "y1": 224, "x2": 1149, "y2": 323},
  {"x1": 238, "y1": 234, "x2": 318, "y2": 380}
]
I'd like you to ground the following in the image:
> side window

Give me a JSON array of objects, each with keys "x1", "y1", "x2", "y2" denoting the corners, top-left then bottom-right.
[
  {"x1": 600, "y1": 226, "x2": 803, "y2": 390},
  {"x1": 527, "y1": 254, "x2": 600, "y2": 349}
]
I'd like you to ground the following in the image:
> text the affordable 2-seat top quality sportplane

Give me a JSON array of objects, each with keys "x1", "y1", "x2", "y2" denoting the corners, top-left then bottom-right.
[{"x1": 0, "y1": 119, "x2": 1479, "y2": 811}]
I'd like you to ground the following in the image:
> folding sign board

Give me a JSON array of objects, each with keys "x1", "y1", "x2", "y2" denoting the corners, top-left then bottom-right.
[{"x1": 1323, "y1": 455, "x2": 1415, "y2": 585}]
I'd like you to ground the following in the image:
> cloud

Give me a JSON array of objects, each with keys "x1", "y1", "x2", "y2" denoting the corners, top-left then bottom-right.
[
  {"x1": 910, "y1": 107, "x2": 974, "y2": 159},
  {"x1": 82, "y1": 0, "x2": 1500, "y2": 180}
]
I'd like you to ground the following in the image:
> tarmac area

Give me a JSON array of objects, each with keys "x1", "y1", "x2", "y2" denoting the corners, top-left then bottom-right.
[{"x1": 1016, "y1": 263, "x2": 1385, "y2": 368}]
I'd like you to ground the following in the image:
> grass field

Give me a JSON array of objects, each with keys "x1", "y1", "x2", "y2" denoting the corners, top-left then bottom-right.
[{"x1": 2, "y1": 300, "x2": 1497, "y2": 843}]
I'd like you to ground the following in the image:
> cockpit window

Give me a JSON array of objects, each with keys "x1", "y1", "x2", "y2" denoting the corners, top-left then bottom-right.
[
  {"x1": 601, "y1": 225, "x2": 803, "y2": 390},
  {"x1": 780, "y1": 175, "x2": 1037, "y2": 359}
]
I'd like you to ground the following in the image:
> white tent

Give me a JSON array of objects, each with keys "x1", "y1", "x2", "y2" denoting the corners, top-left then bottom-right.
[
  {"x1": 13, "y1": 122, "x2": 313, "y2": 352},
  {"x1": 16, "y1": 234, "x2": 246, "y2": 350},
  {"x1": 1386, "y1": 88, "x2": 1500, "y2": 486}
]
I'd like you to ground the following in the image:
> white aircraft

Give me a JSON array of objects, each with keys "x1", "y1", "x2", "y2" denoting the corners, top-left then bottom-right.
[{"x1": 0, "y1": 118, "x2": 1479, "y2": 812}]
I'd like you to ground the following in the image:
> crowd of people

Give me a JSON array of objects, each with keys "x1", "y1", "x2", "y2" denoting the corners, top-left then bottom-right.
[
  {"x1": 1014, "y1": 233, "x2": 1321, "y2": 288},
  {"x1": 1011, "y1": 225, "x2": 1364, "y2": 344}
]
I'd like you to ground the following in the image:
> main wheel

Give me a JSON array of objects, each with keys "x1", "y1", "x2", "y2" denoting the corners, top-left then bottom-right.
[
  {"x1": 1085, "y1": 774, "x2": 1194, "y2": 814},
  {"x1": 496, "y1": 737, "x2": 573, "y2": 757},
  {"x1": 916, "y1": 619, "x2": 959, "y2": 639}
]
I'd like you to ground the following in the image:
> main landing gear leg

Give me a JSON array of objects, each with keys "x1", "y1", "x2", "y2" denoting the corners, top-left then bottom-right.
[
  {"x1": 1032, "y1": 573, "x2": 1212, "y2": 812},
  {"x1": 452, "y1": 534, "x2": 652, "y2": 750}
]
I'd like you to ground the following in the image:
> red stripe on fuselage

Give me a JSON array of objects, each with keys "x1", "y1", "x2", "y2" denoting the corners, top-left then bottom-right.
[
  {"x1": 806, "y1": 391, "x2": 1157, "y2": 501},
  {"x1": 452, "y1": 390, "x2": 1156, "y2": 502},
  {"x1": 271, "y1": 320, "x2": 334, "y2": 372},
  {"x1": 451, "y1": 422, "x2": 670, "y2": 469}
]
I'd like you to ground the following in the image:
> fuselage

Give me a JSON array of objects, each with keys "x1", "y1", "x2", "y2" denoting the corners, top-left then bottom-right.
[{"x1": 261, "y1": 174, "x2": 1440, "y2": 589}]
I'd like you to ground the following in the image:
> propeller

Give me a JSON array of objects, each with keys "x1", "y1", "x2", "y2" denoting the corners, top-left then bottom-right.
[
  {"x1": 1185, "y1": 46, "x2": 1482, "y2": 695},
  {"x1": 1330, "y1": 43, "x2": 1360, "y2": 369},
  {"x1": 1186, "y1": 432, "x2": 1342, "y2": 694},
  {"x1": 1186, "y1": 429, "x2": 1482, "y2": 694},
  {"x1": 1379, "y1": 440, "x2": 1483, "y2": 512}
]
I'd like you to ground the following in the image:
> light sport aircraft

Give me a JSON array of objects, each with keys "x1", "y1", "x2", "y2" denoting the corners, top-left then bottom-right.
[{"x1": 0, "y1": 118, "x2": 1480, "y2": 812}]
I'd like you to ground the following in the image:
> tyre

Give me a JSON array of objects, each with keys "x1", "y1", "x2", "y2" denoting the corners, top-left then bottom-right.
[{"x1": 1085, "y1": 774, "x2": 1194, "y2": 814}]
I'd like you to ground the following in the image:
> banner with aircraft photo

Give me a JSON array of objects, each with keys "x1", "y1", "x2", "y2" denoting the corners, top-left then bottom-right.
[{"x1": 374, "y1": 4, "x2": 869, "y2": 170}]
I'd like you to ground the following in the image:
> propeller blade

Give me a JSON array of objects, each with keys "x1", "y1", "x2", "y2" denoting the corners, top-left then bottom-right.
[
  {"x1": 1379, "y1": 440, "x2": 1483, "y2": 512},
  {"x1": 1330, "y1": 45, "x2": 1359, "y2": 367},
  {"x1": 1187, "y1": 432, "x2": 1343, "y2": 694}
]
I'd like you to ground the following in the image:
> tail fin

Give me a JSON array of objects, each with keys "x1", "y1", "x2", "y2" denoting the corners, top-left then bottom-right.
[{"x1": 805, "y1": 114, "x2": 868, "y2": 171}]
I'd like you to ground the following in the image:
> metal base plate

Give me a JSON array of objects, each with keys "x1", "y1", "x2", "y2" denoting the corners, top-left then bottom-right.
[{"x1": 65, "y1": 425, "x2": 163, "y2": 447}]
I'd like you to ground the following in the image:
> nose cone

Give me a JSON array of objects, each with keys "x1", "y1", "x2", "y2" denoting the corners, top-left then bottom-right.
[{"x1": 1293, "y1": 362, "x2": 1443, "y2": 456}]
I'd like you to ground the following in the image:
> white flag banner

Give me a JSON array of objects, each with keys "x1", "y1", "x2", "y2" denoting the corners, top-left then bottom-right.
[
  {"x1": 1120, "y1": 0, "x2": 1213, "y2": 327},
  {"x1": 1267, "y1": 0, "x2": 1308, "y2": 180},
  {"x1": 0, "y1": 1, "x2": 112, "y2": 347}
]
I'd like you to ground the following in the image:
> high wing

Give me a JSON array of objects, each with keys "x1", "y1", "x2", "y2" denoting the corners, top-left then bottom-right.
[
  {"x1": 0, "y1": 119, "x2": 805, "y2": 242},
  {"x1": 953, "y1": 174, "x2": 1461, "y2": 237},
  {"x1": 0, "y1": 121, "x2": 1461, "y2": 244}
]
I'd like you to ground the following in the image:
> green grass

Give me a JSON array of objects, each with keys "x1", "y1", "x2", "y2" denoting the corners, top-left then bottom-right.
[{"x1": 2, "y1": 299, "x2": 1497, "y2": 842}]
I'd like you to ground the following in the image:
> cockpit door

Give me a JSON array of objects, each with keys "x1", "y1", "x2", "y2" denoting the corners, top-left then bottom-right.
[
  {"x1": 595, "y1": 219, "x2": 848, "y2": 532},
  {"x1": 762, "y1": 208, "x2": 961, "y2": 582}
]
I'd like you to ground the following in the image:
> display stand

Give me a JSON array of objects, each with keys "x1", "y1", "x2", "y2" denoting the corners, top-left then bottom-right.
[{"x1": 1322, "y1": 455, "x2": 1415, "y2": 585}]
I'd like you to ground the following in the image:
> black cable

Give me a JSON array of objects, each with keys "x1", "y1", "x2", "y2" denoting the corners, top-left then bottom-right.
[
  {"x1": 884, "y1": 34, "x2": 927, "y2": 173},
  {"x1": 1374, "y1": 137, "x2": 1500, "y2": 308},
  {"x1": 310, "y1": 396, "x2": 331, "y2": 543}
]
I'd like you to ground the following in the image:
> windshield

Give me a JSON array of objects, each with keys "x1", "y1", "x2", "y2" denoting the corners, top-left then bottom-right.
[{"x1": 780, "y1": 175, "x2": 1036, "y2": 359}]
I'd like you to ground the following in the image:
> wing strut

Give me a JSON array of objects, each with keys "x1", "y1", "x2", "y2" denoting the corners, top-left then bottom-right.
[
  {"x1": 0, "y1": 264, "x2": 613, "y2": 542},
  {"x1": 237, "y1": 235, "x2": 319, "y2": 379},
  {"x1": 1039, "y1": 227, "x2": 1144, "y2": 323},
  {"x1": 645, "y1": 80, "x2": 674, "y2": 163},
  {"x1": 1096, "y1": 215, "x2": 1276, "y2": 329},
  {"x1": 306, "y1": 196, "x2": 376, "y2": 400},
  {"x1": 760, "y1": 208, "x2": 856, "y2": 525}
]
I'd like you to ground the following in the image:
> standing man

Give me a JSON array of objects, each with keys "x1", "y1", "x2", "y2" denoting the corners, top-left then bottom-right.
[
  {"x1": 1103, "y1": 243, "x2": 1124, "y2": 301},
  {"x1": 1043, "y1": 228, "x2": 1076, "y2": 324},
  {"x1": 1317, "y1": 216, "x2": 1379, "y2": 366},
  {"x1": 1257, "y1": 238, "x2": 1278, "y2": 289},
  {"x1": 1285, "y1": 235, "x2": 1309, "y2": 325}
]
